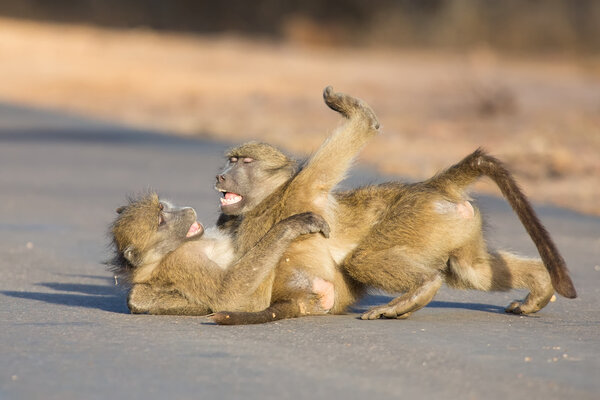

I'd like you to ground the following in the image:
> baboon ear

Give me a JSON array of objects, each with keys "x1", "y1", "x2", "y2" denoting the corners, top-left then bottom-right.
[
  {"x1": 116, "y1": 206, "x2": 126, "y2": 214},
  {"x1": 123, "y1": 246, "x2": 137, "y2": 265}
]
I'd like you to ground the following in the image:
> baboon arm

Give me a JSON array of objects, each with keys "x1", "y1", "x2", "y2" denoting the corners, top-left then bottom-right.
[
  {"x1": 127, "y1": 284, "x2": 211, "y2": 316},
  {"x1": 213, "y1": 217, "x2": 323, "y2": 310},
  {"x1": 156, "y1": 236, "x2": 278, "y2": 311},
  {"x1": 292, "y1": 87, "x2": 379, "y2": 195},
  {"x1": 159, "y1": 216, "x2": 317, "y2": 312}
]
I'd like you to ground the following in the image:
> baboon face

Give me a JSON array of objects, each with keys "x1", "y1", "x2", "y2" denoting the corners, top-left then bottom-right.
[
  {"x1": 112, "y1": 193, "x2": 204, "y2": 267},
  {"x1": 215, "y1": 142, "x2": 296, "y2": 216}
]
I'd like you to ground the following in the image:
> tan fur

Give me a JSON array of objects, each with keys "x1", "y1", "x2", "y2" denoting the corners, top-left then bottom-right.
[
  {"x1": 213, "y1": 87, "x2": 380, "y2": 324},
  {"x1": 218, "y1": 143, "x2": 576, "y2": 322},
  {"x1": 108, "y1": 193, "x2": 331, "y2": 315},
  {"x1": 336, "y1": 149, "x2": 575, "y2": 319}
]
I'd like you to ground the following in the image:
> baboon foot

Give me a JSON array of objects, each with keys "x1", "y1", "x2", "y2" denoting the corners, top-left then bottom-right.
[
  {"x1": 360, "y1": 306, "x2": 412, "y2": 320},
  {"x1": 360, "y1": 275, "x2": 442, "y2": 320},
  {"x1": 505, "y1": 291, "x2": 553, "y2": 314},
  {"x1": 323, "y1": 86, "x2": 379, "y2": 130},
  {"x1": 505, "y1": 300, "x2": 525, "y2": 314}
]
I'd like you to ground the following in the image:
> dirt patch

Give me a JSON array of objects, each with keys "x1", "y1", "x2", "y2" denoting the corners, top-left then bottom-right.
[{"x1": 1, "y1": 17, "x2": 599, "y2": 215}]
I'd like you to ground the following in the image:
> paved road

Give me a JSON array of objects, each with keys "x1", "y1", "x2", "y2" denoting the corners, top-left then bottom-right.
[{"x1": 0, "y1": 103, "x2": 599, "y2": 400}]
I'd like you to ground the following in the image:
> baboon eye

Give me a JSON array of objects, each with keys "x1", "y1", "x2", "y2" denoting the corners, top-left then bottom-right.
[
  {"x1": 158, "y1": 203, "x2": 164, "y2": 211},
  {"x1": 229, "y1": 157, "x2": 238, "y2": 163},
  {"x1": 243, "y1": 157, "x2": 254, "y2": 163}
]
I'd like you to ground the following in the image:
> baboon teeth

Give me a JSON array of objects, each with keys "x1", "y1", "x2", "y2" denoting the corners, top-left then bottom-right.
[
  {"x1": 220, "y1": 192, "x2": 242, "y2": 206},
  {"x1": 186, "y1": 221, "x2": 203, "y2": 237}
]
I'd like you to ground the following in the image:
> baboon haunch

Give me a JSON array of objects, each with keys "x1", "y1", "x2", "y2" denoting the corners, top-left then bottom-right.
[
  {"x1": 336, "y1": 148, "x2": 576, "y2": 319},
  {"x1": 108, "y1": 193, "x2": 331, "y2": 315}
]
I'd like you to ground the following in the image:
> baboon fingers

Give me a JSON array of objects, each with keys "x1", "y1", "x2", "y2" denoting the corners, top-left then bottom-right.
[
  {"x1": 282, "y1": 212, "x2": 331, "y2": 238},
  {"x1": 360, "y1": 305, "x2": 412, "y2": 320},
  {"x1": 360, "y1": 309, "x2": 384, "y2": 320},
  {"x1": 359, "y1": 308, "x2": 412, "y2": 320}
]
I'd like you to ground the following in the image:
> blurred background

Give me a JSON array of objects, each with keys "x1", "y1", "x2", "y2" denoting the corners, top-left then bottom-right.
[{"x1": 0, "y1": 0, "x2": 598, "y2": 214}]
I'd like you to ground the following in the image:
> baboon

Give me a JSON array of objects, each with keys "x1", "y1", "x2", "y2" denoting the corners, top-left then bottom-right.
[
  {"x1": 213, "y1": 86, "x2": 380, "y2": 324},
  {"x1": 216, "y1": 141, "x2": 576, "y2": 321},
  {"x1": 336, "y1": 149, "x2": 576, "y2": 319},
  {"x1": 109, "y1": 193, "x2": 331, "y2": 315}
]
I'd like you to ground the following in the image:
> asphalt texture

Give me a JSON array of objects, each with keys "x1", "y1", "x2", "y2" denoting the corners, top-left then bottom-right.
[{"x1": 0, "y1": 103, "x2": 599, "y2": 400}]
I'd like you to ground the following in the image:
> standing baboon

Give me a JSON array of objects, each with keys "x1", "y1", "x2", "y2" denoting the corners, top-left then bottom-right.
[{"x1": 108, "y1": 193, "x2": 331, "y2": 315}]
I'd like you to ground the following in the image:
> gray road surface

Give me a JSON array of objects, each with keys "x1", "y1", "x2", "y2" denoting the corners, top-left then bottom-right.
[{"x1": 0, "y1": 103, "x2": 599, "y2": 400}]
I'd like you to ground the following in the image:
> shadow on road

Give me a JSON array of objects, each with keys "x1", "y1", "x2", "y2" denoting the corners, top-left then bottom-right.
[
  {"x1": 1, "y1": 278, "x2": 129, "y2": 314},
  {"x1": 352, "y1": 294, "x2": 505, "y2": 314},
  {"x1": 3, "y1": 284, "x2": 507, "y2": 316}
]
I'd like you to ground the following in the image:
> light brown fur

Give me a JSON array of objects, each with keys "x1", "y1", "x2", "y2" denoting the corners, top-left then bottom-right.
[
  {"x1": 217, "y1": 144, "x2": 576, "y2": 322},
  {"x1": 108, "y1": 87, "x2": 380, "y2": 321},
  {"x1": 213, "y1": 87, "x2": 380, "y2": 324},
  {"x1": 108, "y1": 193, "x2": 331, "y2": 315},
  {"x1": 336, "y1": 149, "x2": 576, "y2": 319}
]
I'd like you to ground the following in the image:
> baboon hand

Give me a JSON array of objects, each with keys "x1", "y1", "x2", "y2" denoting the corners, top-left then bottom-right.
[
  {"x1": 323, "y1": 86, "x2": 380, "y2": 130},
  {"x1": 127, "y1": 284, "x2": 153, "y2": 314},
  {"x1": 281, "y1": 212, "x2": 331, "y2": 238}
]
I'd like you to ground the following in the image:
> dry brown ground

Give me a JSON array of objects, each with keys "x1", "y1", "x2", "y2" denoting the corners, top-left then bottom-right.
[{"x1": 1, "y1": 17, "x2": 599, "y2": 215}]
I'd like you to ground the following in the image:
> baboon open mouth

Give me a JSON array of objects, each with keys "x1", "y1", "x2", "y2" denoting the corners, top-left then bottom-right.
[
  {"x1": 186, "y1": 221, "x2": 203, "y2": 237},
  {"x1": 220, "y1": 192, "x2": 243, "y2": 206}
]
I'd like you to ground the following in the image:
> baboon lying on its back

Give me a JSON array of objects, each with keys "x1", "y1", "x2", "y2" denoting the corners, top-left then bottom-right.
[
  {"x1": 216, "y1": 144, "x2": 576, "y2": 321},
  {"x1": 109, "y1": 193, "x2": 331, "y2": 315}
]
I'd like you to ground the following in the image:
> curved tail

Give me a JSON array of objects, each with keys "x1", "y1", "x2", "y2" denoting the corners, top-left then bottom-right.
[{"x1": 428, "y1": 148, "x2": 577, "y2": 299}]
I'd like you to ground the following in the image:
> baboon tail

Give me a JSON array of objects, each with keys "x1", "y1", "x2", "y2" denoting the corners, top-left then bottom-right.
[
  {"x1": 428, "y1": 148, "x2": 577, "y2": 299},
  {"x1": 212, "y1": 300, "x2": 303, "y2": 325}
]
